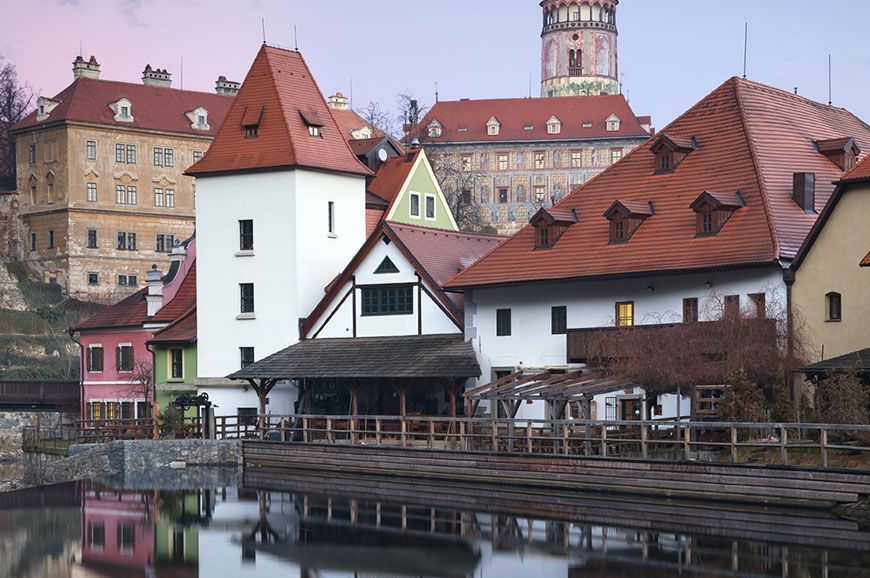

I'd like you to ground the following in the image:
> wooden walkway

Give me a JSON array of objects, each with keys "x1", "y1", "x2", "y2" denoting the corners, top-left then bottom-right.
[
  {"x1": 243, "y1": 441, "x2": 870, "y2": 508},
  {"x1": 0, "y1": 380, "x2": 79, "y2": 410}
]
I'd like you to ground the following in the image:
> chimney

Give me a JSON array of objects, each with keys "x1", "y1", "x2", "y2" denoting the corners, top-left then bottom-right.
[
  {"x1": 215, "y1": 75, "x2": 240, "y2": 96},
  {"x1": 142, "y1": 65, "x2": 171, "y2": 88},
  {"x1": 793, "y1": 172, "x2": 815, "y2": 213},
  {"x1": 169, "y1": 239, "x2": 187, "y2": 264},
  {"x1": 327, "y1": 92, "x2": 349, "y2": 110},
  {"x1": 145, "y1": 265, "x2": 164, "y2": 317},
  {"x1": 72, "y1": 55, "x2": 100, "y2": 79}
]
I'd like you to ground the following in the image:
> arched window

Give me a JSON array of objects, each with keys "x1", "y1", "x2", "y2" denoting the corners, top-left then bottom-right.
[
  {"x1": 569, "y1": 49, "x2": 582, "y2": 76},
  {"x1": 826, "y1": 292, "x2": 842, "y2": 321}
]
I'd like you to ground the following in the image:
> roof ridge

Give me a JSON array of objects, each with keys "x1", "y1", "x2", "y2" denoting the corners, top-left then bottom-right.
[
  {"x1": 732, "y1": 77, "x2": 781, "y2": 260},
  {"x1": 73, "y1": 76, "x2": 233, "y2": 98},
  {"x1": 262, "y1": 46, "x2": 298, "y2": 169},
  {"x1": 385, "y1": 220, "x2": 505, "y2": 239}
]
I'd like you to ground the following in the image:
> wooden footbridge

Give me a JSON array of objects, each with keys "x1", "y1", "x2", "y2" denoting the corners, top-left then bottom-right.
[{"x1": 0, "y1": 380, "x2": 79, "y2": 411}]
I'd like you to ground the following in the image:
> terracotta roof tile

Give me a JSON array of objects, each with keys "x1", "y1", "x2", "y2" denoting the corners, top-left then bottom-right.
[
  {"x1": 367, "y1": 150, "x2": 420, "y2": 204},
  {"x1": 330, "y1": 108, "x2": 386, "y2": 141},
  {"x1": 11, "y1": 78, "x2": 232, "y2": 140},
  {"x1": 861, "y1": 250, "x2": 870, "y2": 267},
  {"x1": 841, "y1": 153, "x2": 870, "y2": 182},
  {"x1": 365, "y1": 208, "x2": 384, "y2": 236},
  {"x1": 418, "y1": 94, "x2": 649, "y2": 143},
  {"x1": 150, "y1": 262, "x2": 196, "y2": 323},
  {"x1": 445, "y1": 77, "x2": 870, "y2": 289},
  {"x1": 187, "y1": 45, "x2": 370, "y2": 177},
  {"x1": 148, "y1": 308, "x2": 196, "y2": 344},
  {"x1": 73, "y1": 289, "x2": 148, "y2": 331}
]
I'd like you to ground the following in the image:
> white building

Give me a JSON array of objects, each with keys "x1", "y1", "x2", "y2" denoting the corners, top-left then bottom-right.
[
  {"x1": 188, "y1": 45, "x2": 372, "y2": 416},
  {"x1": 445, "y1": 77, "x2": 870, "y2": 422}
]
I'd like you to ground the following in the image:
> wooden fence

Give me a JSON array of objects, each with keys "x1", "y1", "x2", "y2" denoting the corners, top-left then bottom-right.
[{"x1": 222, "y1": 414, "x2": 870, "y2": 470}]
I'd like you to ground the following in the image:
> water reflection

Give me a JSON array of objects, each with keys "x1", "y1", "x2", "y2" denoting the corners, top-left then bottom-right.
[{"x1": 1, "y1": 477, "x2": 870, "y2": 577}]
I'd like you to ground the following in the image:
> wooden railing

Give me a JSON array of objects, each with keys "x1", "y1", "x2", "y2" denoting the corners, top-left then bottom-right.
[
  {"x1": 0, "y1": 380, "x2": 79, "y2": 408},
  {"x1": 223, "y1": 414, "x2": 870, "y2": 470},
  {"x1": 74, "y1": 418, "x2": 156, "y2": 444}
]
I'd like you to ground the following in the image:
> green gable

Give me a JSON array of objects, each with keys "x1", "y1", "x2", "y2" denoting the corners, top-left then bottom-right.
[{"x1": 389, "y1": 153, "x2": 458, "y2": 230}]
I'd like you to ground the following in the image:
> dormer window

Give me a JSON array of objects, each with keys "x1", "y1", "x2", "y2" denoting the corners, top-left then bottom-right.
[
  {"x1": 529, "y1": 207, "x2": 577, "y2": 249},
  {"x1": 109, "y1": 98, "x2": 134, "y2": 123},
  {"x1": 547, "y1": 116, "x2": 562, "y2": 135},
  {"x1": 815, "y1": 137, "x2": 860, "y2": 171},
  {"x1": 603, "y1": 201, "x2": 653, "y2": 243},
  {"x1": 185, "y1": 106, "x2": 210, "y2": 131},
  {"x1": 650, "y1": 134, "x2": 696, "y2": 174},
  {"x1": 240, "y1": 105, "x2": 265, "y2": 139},
  {"x1": 299, "y1": 109, "x2": 324, "y2": 138},
  {"x1": 486, "y1": 117, "x2": 501, "y2": 136},
  {"x1": 690, "y1": 191, "x2": 745, "y2": 237},
  {"x1": 428, "y1": 120, "x2": 443, "y2": 138},
  {"x1": 605, "y1": 114, "x2": 621, "y2": 132}
]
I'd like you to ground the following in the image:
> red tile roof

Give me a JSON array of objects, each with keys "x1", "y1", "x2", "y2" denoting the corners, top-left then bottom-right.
[
  {"x1": 330, "y1": 108, "x2": 386, "y2": 142},
  {"x1": 365, "y1": 208, "x2": 384, "y2": 237},
  {"x1": 73, "y1": 289, "x2": 148, "y2": 331},
  {"x1": 417, "y1": 94, "x2": 649, "y2": 143},
  {"x1": 11, "y1": 78, "x2": 232, "y2": 138},
  {"x1": 367, "y1": 149, "x2": 420, "y2": 205},
  {"x1": 187, "y1": 45, "x2": 370, "y2": 177},
  {"x1": 841, "y1": 153, "x2": 870, "y2": 182},
  {"x1": 302, "y1": 221, "x2": 505, "y2": 337},
  {"x1": 148, "y1": 307, "x2": 196, "y2": 344},
  {"x1": 445, "y1": 77, "x2": 870, "y2": 289},
  {"x1": 150, "y1": 262, "x2": 196, "y2": 323},
  {"x1": 861, "y1": 251, "x2": 870, "y2": 267}
]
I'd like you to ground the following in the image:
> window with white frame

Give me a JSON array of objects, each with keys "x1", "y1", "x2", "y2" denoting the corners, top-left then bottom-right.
[
  {"x1": 154, "y1": 188, "x2": 164, "y2": 207},
  {"x1": 425, "y1": 194, "x2": 436, "y2": 219},
  {"x1": 116, "y1": 344, "x2": 133, "y2": 372},
  {"x1": 165, "y1": 189, "x2": 174, "y2": 207},
  {"x1": 87, "y1": 345, "x2": 103, "y2": 372},
  {"x1": 409, "y1": 193, "x2": 420, "y2": 217},
  {"x1": 87, "y1": 182, "x2": 97, "y2": 202},
  {"x1": 86, "y1": 140, "x2": 97, "y2": 161}
]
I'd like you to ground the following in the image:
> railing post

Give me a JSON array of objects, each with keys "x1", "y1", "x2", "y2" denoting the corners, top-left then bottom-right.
[
  {"x1": 820, "y1": 428, "x2": 828, "y2": 468},
  {"x1": 641, "y1": 424, "x2": 648, "y2": 459},
  {"x1": 460, "y1": 420, "x2": 466, "y2": 451},
  {"x1": 780, "y1": 426, "x2": 788, "y2": 466},
  {"x1": 562, "y1": 422, "x2": 570, "y2": 456},
  {"x1": 601, "y1": 425, "x2": 607, "y2": 457},
  {"x1": 491, "y1": 421, "x2": 498, "y2": 452},
  {"x1": 731, "y1": 426, "x2": 738, "y2": 463},
  {"x1": 684, "y1": 424, "x2": 691, "y2": 461},
  {"x1": 376, "y1": 418, "x2": 382, "y2": 446},
  {"x1": 301, "y1": 417, "x2": 308, "y2": 443},
  {"x1": 351, "y1": 417, "x2": 357, "y2": 445},
  {"x1": 326, "y1": 417, "x2": 333, "y2": 443},
  {"x1": 280, "y1": 417, "x2": 287, "y2": 442},
  {"x1": 400, "y1": 418, "x2": 407, "y2": 447},
  {"x1": 428, "y1": 419, "x2": 434, "y2": 449},
  {"x1": 526, "y1": 421, "x2": 533, "y2": 454}
]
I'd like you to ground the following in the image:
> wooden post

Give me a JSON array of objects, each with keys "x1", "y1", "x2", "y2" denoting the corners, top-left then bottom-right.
[
  {"x1": 562, "y1": 422, "x2": 570, "y2": 456},
  {"x1": 459, "y1": 420, "x2": 466, "y2": 450},
  {"x1": 376, "y1": 418, "x2": 382, "y2": 446},
  {"x1": 641, "y1": 424, "x2": 648, "y2": 459},
  {"x1": 152, "y1": 400, "x2": 160, "y2": 440},
  {"x1": 601, "y1": 425, "x2": 607, "y2": 457},
  {"x1": 684, "y1": 424, "x2": 691, "y2": 461},
  {"x1": 400, "y1": 418, "x2": 407, "y2": 447},
  {"x1": 326, "y1": 417, "x2": 333, "y2": 443},
  {"x1": 820, "y1": 428, "x2": 828, "y2": 468},
  {"x1": 303, "y1": 417, "x2": 309, "y2": 443},
  {"x1": 399, "y1": 390, "x2": 407, "y2": 417},
  {"x1": 491, "y1": 421, "x2": 498, "y2": 452},
  {"x1": 526, "y1": 421, "x2": 533, "y2": 454},
  {"x1": 781, "y1": 426, "x2": 788, "y2": 466},
  {"x1": 428, "y1": 419, "x2": 434, "y2": 449},
  {"x1": 281, "y1": 417, "x2": 287, "y2": 442},
  {"x1": 730, "y1": 427, "x2": 737, "y2": 463}
]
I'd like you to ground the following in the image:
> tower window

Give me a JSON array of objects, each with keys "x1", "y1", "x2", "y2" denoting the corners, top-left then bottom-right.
[{"x1": 826, "y1": 292, "x2": 841, "y2": 321}]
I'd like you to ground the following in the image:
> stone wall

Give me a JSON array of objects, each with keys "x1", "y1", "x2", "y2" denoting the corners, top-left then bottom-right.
[
  {"x1": 31, "y1": 439, "x2": 242, "y2": 488},
  {"x1": 0, "y1": 411, "x2": 64, "y2": 451}
]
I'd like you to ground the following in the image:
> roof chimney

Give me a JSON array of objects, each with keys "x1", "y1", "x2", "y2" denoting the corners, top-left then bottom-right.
[
  {"x1": 169, "y1": 239, "x2": 187, "y2": 264},
  {"x1": 215, "y1": 75, "x2": 240, "y2": 96},
  {"x1": 72, "y1": 55, "x2": 100, "y2": 79},
  {"x1": 145, "y1": 265, "x2": 164, "y2": 317},
  {"x1": 142, "y1": 65, "x2": 171, "y2": 88},
  {"x1": 793, "y1": 172, "x2": 815, "y2": 213},
  {"x1": 327, "y1": 92, "x2": 349, "y2": 110}
]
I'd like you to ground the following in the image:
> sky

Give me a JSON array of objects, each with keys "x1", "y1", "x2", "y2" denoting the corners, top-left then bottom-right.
[{"x1": 5, "y1": 0, "x2": 870, "y2": 131}]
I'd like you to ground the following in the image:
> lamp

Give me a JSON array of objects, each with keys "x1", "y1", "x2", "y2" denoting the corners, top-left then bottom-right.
[
  {"x1": 646, "y1": 283, "x2": 655, "y2": 292},
  {"x1": 705, "y1": 278, "x2": 713, "y2": 288}
]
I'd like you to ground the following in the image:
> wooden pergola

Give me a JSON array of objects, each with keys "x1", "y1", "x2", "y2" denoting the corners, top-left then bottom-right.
[{"x1": 465, "y1": 369, "x2": 638, "y2": 420}]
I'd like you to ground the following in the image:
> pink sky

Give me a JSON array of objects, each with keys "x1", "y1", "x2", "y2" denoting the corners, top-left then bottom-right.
[{"x1": 5, "y1": 0, "x2": 870, "y2": 129}]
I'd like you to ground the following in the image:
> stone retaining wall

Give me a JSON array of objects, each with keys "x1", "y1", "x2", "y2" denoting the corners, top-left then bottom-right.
[
  {"x1": 0, "y1": 411, "x2": 64, "y2": 450},
  {"x1": 32, "y1": 439, "x2": 242, "y2": 487}
]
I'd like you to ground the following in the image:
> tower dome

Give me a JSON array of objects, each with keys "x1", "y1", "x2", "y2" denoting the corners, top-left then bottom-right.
[{"x1": 540, "y1": 0, "x2": 619, "y2": 97}]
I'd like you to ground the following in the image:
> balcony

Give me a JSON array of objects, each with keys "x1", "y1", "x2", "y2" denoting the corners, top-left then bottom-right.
[{"x1": 567, "y1": 318, "x2": 778, "y2": 364}]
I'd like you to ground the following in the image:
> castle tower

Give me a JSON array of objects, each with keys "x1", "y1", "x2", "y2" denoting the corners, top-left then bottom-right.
[{"x1": 540, "y1": 0, "x2": 619, "y2": 97}]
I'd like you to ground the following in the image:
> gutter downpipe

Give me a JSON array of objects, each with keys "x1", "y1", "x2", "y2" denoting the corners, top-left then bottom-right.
[{"x1": 782, "y1": 262, "x2": 796, "y2": 399}]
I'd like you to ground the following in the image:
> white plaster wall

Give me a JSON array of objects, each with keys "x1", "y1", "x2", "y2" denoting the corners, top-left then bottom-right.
[
  {"x1": 467, "y1": 266, "x2": 785, "y2": 419},
  {"x1": 206, "y1": 382, "x2": 298, "y2": 416},
  {"x1": 195, "y1": 171, "x2": 299, "y2": 380},
  {"x1": 293, "y1": 169, "x2": 367, "y2": 317},
  {"x1": 308, "y1": 237, "x2": 460, "y2": 338}
]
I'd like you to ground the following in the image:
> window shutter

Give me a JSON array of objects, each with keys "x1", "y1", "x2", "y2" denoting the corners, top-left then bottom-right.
[{"x1": 115, "y1": 347, "x2": 121, "y2": 371}]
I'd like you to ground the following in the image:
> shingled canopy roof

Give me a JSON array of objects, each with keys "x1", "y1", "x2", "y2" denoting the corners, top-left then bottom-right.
[
  {"x1": 227, "y1": 334, "x2": 480, "y2": 381},
  {"x1": 799, "y1": 348, "x2": 870, "y2": 375},
  {"x1": 465, "y1": 369, "x2": 637, "y2": 402}
]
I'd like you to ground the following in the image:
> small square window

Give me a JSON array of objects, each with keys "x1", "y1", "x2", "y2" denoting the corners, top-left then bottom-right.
[
  {"x1": 551, "y1": 306, "x2": 567, "y2": 334},
  {"x1": 87, "y1": 272, "x2": 99, "y2": 285},
  {"x1": 246, "y1": 125, "x2": 258, "y2": 138},
  {"x1": 193, "y1": 151, "x2": 203, "y2": 163},
  {"x1": 496, "y1": 309, "x2": 511, "y2": 336},
  {"x1": 240, "y1": 347, "x2": 255, "y2": 369},
  {"x1": 308, "y1": 125, "x2": 321, "y2": 137}
]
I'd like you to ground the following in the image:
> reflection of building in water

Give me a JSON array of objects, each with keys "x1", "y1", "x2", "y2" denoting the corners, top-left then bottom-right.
[{"x1": 81, "y1": 484, "x2": 155, "y2": 570}]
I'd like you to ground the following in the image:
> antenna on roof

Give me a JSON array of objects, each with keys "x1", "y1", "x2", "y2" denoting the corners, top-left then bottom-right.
[
  {"x1": 828, "y1": 54, "x2": 832, "y2": 105},
  {"x1": 435, "y1": 81, "x2": 439, "y2": 103},
  {"x1": 262, "y1": 18, "x2": 266, "y2": 44},
  {"x1": 294, "y1": 25, "x2": 299, "y2": 51},
  {"x1": 742, "y1": 22, "x2": 748, "y2": 79}
]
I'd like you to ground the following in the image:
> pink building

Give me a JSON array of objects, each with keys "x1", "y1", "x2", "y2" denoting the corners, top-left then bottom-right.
[
  {"x1": 72, "y1": 238, "x2": 196, "y2": 420},
  {"x1": 82, "y1": 484, "x2": 155, "y2": 569}
]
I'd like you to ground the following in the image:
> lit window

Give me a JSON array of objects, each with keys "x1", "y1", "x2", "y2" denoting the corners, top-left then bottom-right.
[
  {"x1": 193, "y1": 151, "x2": 203, "y2": 163},
  {"x1": 165, "y1": 189, "x2": 174, "y2": 207},
  {"x1": 126, "y1": 144, "x2": 136, "y2": 164},
  {"x1": 534, "y1": 186, "x2": 546, "y2": 203},
  {"x1": 115, "y1": 144, "x2": 124, "y2": 163},
  {"x1": 535, "y1": 152, "x2": 545, "y2": 169},
  {"x1": 616, "y1": 302, "x2": 634, "y2": 327},
  {"x1": 571, "y1": 151, "x2": 582, "y2": 168},
  {"x1": 308, "y1": 125, "x2": 321, "y2": 137},
  {"x1": 610, "y1": 149, "x2": 623, "y2": 165}
]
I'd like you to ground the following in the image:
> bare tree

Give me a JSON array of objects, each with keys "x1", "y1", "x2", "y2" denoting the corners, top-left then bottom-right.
[
  {"x1": 358, "y1": 100, "x2": 397, "y2": 140},
  {"x1": 397, "y1": 91, "x2": 429, "y2": 146},
  {"x1": 0, "y1": 55, "x2": 34, "y2": 190},
  {"x1": 124, "y1": 359, "x2": 155, "y2": 418},
  {"x1": 432, "y1": 154, "x2": 495, "y2": 233}
]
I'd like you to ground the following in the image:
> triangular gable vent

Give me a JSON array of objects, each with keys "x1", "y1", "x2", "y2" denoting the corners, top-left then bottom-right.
[{"x1": 374, "y1": 256, "x2": 399, "y2": 274}]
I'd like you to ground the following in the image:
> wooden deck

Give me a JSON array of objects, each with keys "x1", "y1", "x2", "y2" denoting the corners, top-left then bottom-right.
[{"x1": 243, "y1": 441, "x2": 870, "y2": 508}]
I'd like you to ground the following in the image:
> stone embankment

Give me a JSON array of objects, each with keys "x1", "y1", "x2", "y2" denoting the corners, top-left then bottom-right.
[{"x1": 19, "y1": 439, "x2": 242, "y2": 490}]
